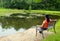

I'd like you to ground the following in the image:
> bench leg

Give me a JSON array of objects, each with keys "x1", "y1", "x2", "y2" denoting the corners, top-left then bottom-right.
[
  {"x1": 53, "y1": 27, "x2": 56, "y2": 33},
  {"x1": 36, "y1": 26, "x2": 37, "y2": 37},
  {"x1": 36, "y1": 28, "x2": 37, "y2": 36},
  {"x1": 41, "y1": 32, "x2": 44, "y2": 39}
]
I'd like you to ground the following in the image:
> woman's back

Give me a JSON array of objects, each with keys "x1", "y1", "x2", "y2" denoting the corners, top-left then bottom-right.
[{"x1": 42, "y1": 20, "x2": 50, "y2": 29}]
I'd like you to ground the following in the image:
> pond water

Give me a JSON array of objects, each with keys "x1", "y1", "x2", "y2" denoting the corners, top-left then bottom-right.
[
  {"x1": 0, "y1": 13, "x2": 60, "y2": 37},
  {"x1": 0, "y1": 14, "x2": 60, "y2": 30},
  {"x1": 0, "y1": 15, "x2": 44, "y2": 30},
  {"x1": 0, "y1": 23, "x2": 26, "y2": 37}
]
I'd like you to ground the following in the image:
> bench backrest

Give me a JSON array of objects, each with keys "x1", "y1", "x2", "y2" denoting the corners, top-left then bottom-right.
[
  {"x1": 36, "y1": 20, "x2": 58, "y2": 37},
  {"x1": 48, "y1": 21, "x2": 57, "y2": 29}
]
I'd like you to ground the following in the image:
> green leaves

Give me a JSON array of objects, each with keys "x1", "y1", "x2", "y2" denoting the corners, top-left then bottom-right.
[
  {"x1": 0, "y1": 0, "x2": 60, "y2": 10},
  {"x1": 33, "y1": 0, "x2": 42, "y2": 3},
  {"x1": 57, "y1": 0, "x2": 60, "y2": 3}
]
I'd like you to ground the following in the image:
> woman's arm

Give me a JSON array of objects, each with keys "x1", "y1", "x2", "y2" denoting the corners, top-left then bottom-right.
[{"x1": 37, "y1": 21, "x2": 44, "y2": 28}]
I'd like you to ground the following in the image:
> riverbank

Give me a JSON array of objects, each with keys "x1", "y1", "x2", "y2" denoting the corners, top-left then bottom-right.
[
  {"x1": 0, "y1": 27, "x2": 53, "y2": 41},
  {"x1": 0, "y1": 8, "x2": 60, "y2": 16}
]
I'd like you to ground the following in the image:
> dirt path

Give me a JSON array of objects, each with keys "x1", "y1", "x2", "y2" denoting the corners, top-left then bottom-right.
[{"x1": 0, "y1": 28, "x2": 53, "y2": 41}]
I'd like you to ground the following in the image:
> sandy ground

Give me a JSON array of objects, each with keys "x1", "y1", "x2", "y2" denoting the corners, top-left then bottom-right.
[{"x1": 0, "y1": 27, "x2": 53, "y2": 41}]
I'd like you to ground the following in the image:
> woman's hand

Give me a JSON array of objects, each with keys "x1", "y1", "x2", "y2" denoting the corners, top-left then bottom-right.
[{"x1": 50, "y1": 19, "x2": 57, "y2": 22}]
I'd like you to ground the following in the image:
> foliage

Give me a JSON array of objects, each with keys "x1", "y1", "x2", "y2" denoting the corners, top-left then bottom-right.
[{"x1": 0, "y1": 0, "x2": 60, "y2": 10}]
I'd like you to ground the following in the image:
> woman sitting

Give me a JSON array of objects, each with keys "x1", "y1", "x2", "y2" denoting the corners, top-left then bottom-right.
[{"x1": 39, "y1": 15, "x2": 57, "y2": 33}]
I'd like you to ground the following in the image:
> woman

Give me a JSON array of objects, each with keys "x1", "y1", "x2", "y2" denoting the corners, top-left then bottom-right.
[{"x1": 39, "y1": 14, "x2": 57, "y2": 33}]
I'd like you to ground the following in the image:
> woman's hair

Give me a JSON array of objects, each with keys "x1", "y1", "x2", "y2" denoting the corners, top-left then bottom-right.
[{"x1": 45, "y1": 15, "x2": 50, "y2": 22}]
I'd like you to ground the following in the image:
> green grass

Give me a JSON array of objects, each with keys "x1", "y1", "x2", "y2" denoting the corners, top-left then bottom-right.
[
  {"x1": 42, "y1": 19, "x2": 60, "y2": 41},
  {"x1": 0, "y1": 8, "x2": 60, "y2": 16},
  {"x1": 0, "y1": 8, "x2": 24, "y2": 16}
]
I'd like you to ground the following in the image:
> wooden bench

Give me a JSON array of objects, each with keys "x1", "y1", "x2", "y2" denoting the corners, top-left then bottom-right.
[{"x1": 36, "y1": 20, "x2": 58, "y2": 38}]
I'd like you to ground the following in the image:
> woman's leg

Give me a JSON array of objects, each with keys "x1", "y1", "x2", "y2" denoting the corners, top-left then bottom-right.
[
  {"x1": 39, "y1": 27, "x2": 44, "y2": 33},
  {"x1": 39, "y1": 27, "x2": 44, "y2": 38}
]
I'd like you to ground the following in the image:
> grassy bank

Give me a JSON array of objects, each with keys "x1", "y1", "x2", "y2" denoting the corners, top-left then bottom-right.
[
  {"x1": 43, "y1": 19, "x2": 60, "y2": 41},
  {"x1": 0, "y1": 8, "x2": 60, "y2": 16}
]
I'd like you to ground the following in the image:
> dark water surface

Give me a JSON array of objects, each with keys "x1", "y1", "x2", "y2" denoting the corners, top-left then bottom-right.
[
  {"x1": 0, "y1": 14, "x2": 60, "y2": 30},
  {"x1": 0, "y1": 13, "x2": 60, "y2": 37}
]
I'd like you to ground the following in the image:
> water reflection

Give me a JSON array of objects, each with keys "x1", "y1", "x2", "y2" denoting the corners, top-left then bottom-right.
[
  {"x1": 0, "y1": 14, "x2": 60, "y2": 30},
  {"x1": 0, "y1": 23, "x2": 26, "y2": 37}
]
